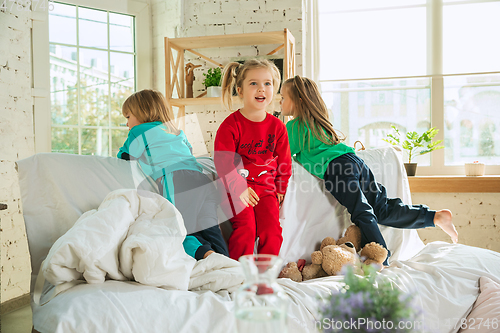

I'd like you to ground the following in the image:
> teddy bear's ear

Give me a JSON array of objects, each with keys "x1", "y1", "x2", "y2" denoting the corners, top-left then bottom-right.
[
  {"x1": 338, "y1": 225, "x2": 362, "y2": 252},
  {"x1": 320, "y1": 237, "x2": 336, "y2": 251}
]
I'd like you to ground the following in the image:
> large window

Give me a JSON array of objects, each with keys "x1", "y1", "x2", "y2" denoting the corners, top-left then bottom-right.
[
  {"x1": 49, "y1": 2, "x2": 134, "y2": 156},
  {"x1": 317, "y1": 0, "x2": 500, "y2": 174},
  {"x1": 32, "y1": 0, "x2": 151, "y2": 155}
]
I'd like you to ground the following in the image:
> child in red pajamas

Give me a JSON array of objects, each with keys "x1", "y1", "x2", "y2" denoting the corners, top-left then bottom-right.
[{"x1": 214, "y1": 59, "x2": 292, "y2": 260}]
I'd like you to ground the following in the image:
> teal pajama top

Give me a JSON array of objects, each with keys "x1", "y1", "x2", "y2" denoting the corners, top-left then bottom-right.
[{"x1": 117, "y1": 121, "x2": 204, "y2": 259}]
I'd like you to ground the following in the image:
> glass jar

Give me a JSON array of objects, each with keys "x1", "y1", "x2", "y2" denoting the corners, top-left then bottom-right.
[{"x1": 234, "y1": 254, "x2": 288, "y2": 333}]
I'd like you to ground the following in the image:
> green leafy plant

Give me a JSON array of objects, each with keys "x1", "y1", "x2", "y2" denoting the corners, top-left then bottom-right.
[
  {"x1": 203, "y1": 67, "x2": 222, "y2": 88},
  {"x1": 317, "y1": 265, "x2": 419, "y2": 333},
  {"x1": 383, "y1": 125, "x2": 444, "y2": 163}
]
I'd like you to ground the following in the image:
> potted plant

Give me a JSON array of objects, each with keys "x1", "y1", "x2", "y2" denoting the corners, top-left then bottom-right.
[
  {"x1": 203, "y1": 67, "x2": 222, "y2": 97},
  {"x1": 383, "y1": 125, "x2": 444, "y2": 176}
]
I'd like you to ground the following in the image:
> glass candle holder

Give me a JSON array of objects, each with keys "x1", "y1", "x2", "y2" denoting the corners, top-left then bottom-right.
[{"x1": 234, "y1": 254, "x2": 288, "y2": 333}]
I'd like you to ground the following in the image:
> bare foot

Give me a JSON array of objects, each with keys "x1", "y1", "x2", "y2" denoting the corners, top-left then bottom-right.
[{"x1": 434, "y1": 209, "x2": 458, "y2": 244}]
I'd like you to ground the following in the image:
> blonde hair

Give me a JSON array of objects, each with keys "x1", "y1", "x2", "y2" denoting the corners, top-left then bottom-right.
[
  {"x1": 282, "y1": 76, "x2": 345, "y2": 148},
  {"x1": 122, "y1": 89, "x2": 179, "y2": 135},
  {"x1": 221, "y1": 59, "x2": 281, "y2": 111}
]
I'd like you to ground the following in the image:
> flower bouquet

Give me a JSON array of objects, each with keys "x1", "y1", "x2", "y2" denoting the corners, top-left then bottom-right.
[{"x1": 317, "y1": 265, "x2": 418, "y2": 333}]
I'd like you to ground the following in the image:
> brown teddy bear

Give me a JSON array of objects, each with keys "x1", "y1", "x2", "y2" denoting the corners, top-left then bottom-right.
[{"x1": 279, "y1": 225, "x2": 388, "y2": 282}]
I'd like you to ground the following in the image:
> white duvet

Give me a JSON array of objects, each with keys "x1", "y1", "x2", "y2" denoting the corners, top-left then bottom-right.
[
  {"x1": 41, "y1": 189, "x2": 244, "y2": 294},
  {"x1": 34, "y1": 242, "x2": 500, "y2": 333}
]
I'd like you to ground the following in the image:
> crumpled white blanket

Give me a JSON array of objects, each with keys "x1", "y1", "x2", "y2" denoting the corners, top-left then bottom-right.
[{"x1": 41, "y1": 189, "x2": 244, "y2": 294}]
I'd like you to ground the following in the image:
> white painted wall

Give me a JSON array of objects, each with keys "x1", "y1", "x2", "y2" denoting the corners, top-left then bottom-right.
[{"x1": 0, "y1": 2, "x2": 35, "y2": 302}]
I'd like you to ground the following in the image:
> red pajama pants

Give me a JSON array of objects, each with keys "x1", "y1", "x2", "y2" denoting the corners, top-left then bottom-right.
[{"x1": 226, "y1": 184, "x2": 282, "y2": 260}]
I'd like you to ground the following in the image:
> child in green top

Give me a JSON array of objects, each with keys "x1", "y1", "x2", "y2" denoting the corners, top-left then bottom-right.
[{"x1": 280, "y1": 76, "x2": 458, "y2": 265}]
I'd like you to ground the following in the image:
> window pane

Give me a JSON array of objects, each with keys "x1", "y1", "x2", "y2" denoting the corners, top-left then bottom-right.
[
  {"x1": 50, "y1": 45, "x2": 78, "y2": 125},
  {"x1": 78, "y1": 7, "x2": 108, "y2": 49},
  {"x1": 80, "y1": 48, "x2": 109, "y2": 126},
  {"x1": 79, "y1": 81, "x2": 109, "y2": 127},
  {"x1": 82, "y1": 128, "x2": 109, "y2": 156},
  {"x1": 321, "y1": 78, "x2": 432, "y2": 164},
  {"x1": 52, "y1": 127, "x2": 78, "y2": 154},
  {"x1": 49, "y1": 3, "x2": 76, "y2": 45},
  {"x1": 111, "y1": 83, "x2": 134, "y2": 127},
  {"x1": 444, "y1": 74, "x2": 500, "y2": 165},
  {"x1": 443, "y1": 2, "x2": 500, "y2": 74},
  {"x1": 318, "y1": 2, "x2": 426, "y2": 80},
  {"x1": 109, "y1": 13, "x2": 134, "y2": 52},
  {"x1": 112, "y1": 129, "x2": 129, "y2": 157},
  {"x1": 110, "y1": 52, "x2": 134, "y2": 84},
  {"x1": 80, "y1": 48, "x2": 109, "y2": 72}
]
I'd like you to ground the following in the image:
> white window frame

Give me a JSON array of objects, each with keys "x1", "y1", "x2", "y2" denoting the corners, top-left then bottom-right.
[
  {"x1": 32, "y1": 0, "x2": 152, "y2": 153},
  {"x1": 309, "y1": 0, "x2": 500, "y2": 175}
]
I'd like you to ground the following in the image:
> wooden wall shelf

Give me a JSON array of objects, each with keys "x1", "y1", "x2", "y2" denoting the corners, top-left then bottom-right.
[
  {"x1": 164, "y1": 29, "x2": 295, "y2": 128},
  {"x1": 169, "y1": 95, "x2": 282, "y2": 107},
  {"x1": 408, "y1": 176, "x2": 500, "y2": 193}
]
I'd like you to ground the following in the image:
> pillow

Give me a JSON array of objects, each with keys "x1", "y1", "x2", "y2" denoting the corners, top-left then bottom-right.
[{"x1": 459, "y1": 276, "x2": 500, "y2": 333}]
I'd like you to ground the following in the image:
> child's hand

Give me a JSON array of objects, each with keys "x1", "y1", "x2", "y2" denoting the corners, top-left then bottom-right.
[
  {"x1": 240, "y1": 187, "x2": 259, "y2": 207},
  {"x1": 277, "y1": 193, "x2": 285, "y2": 206},
  {"x1": 203, "y1": 250, "x2": 215, "y2": 259}
]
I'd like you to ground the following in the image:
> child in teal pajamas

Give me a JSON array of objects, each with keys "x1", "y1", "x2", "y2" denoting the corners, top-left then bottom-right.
[{"x1": 117, "y1": 89, "x2": 228, "y2": 260}]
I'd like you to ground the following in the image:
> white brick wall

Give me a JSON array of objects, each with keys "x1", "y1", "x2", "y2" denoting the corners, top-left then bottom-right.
[{"x1": 0, "y1": 2, "x2": 35, "y2": 302}]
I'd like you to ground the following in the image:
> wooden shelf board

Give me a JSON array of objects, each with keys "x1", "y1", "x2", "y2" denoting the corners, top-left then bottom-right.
[
  {"x1": 167, "y1": 31, "x2": 285, "y2": 50},
  {"x1": 170, "y1": 97, "x2": 223, "y2": 106},
  {"x1": 408, "y1": 175, "x2": 500, "y2": 193},
  {"x1": 169, "y1": 95, "x2": 282, "y2": 107}
]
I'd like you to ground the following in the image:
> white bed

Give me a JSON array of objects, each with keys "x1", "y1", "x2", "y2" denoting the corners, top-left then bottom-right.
[{"x1": 17, "y1": 148, "x2": 500, "y2": 333}]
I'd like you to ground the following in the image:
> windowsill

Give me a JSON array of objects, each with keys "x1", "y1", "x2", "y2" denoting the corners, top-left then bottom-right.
[{"x1": 408, "y1": 175, "x2": 500, "y2": 193}]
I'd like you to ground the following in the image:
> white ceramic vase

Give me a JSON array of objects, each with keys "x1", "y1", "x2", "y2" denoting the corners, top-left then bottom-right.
[
  {"x1": 206, "y1": 86, "x2": 222, "y2": 98},
  {"x1": 465, "y1": 163, "x2": 485, "y2": 176}
]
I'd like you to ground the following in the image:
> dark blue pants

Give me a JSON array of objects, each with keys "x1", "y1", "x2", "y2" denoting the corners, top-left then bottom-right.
[
  {"x1": 324, "y1": 153, "x2": 435, "y2": 265},
  {"x1": 169, "y1": 170, "x2": 229, "y2": 260}
]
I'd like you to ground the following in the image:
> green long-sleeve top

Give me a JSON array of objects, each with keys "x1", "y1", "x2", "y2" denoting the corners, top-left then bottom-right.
[
  {"x1": 286, "y1": 118, "x2": 355, "y2": 179},
  {"x1": 117, "y1": 121, "x2": 204, "y2": 259}
]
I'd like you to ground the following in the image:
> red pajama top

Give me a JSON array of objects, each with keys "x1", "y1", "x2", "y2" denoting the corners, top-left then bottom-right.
[{"x1": 214, "y1": 110, "x2": 292, "y2": 197}]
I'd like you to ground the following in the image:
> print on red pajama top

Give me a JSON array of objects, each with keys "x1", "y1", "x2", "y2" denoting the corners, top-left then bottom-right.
[{"x1": 214, "y1": 110, "x2": 292, "y2": 207}]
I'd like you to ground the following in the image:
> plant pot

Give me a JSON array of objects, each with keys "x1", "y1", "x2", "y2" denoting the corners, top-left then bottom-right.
[
  {"x1": 206, "y1": 86, "x2": 222, "y2": 98},
  {"x1": 465, "y1": 163, "x2": 485, "y2": 176},
  {"x1": 404, "y1": 163, "x2": 418, "y2": 177}
]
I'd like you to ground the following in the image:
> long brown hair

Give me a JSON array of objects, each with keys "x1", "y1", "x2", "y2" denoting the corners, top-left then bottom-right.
[
  {"x1": 282, "y1": 76, "x2": 344, "y2": 148},
  {"x1": 122, "y1": 89, "x2": 179, "y2": 135},
  {"x1": 221, "y1": 59, "x2": 281, "y2": 111}
]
